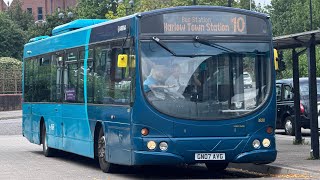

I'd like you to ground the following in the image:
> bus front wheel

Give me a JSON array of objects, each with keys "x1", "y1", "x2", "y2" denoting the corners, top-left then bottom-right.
[
  {"x1": 41, "y1": 123, "x2": 55, "y2": 157},
  {"x1": 205, "y1": 163, "x2": 229, "y2": 172},
  {"x1": 98, "y1": 128, "x2": 117, "y2": 173}
]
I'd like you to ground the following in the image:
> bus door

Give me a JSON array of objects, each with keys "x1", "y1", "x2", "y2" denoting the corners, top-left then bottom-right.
[
  {"x1": 49, "y1": 52, "x2": 64, "y2": 148},
  {"x1": 105, "y1": 47, "x2": 133, "y2": 164}
]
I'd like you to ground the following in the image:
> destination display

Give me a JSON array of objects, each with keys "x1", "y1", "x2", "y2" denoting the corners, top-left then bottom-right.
[
  {"x1": 164, "y1": 12, "x2": 246, "y2": 34},
  {"x1": 141, "y1": 11, "x2": 269, "y2": 35}
]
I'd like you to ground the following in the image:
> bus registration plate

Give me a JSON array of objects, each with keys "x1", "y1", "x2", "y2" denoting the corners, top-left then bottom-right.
[{"x1": 195, "y1": 153, "x2": 225, "y2": 160}]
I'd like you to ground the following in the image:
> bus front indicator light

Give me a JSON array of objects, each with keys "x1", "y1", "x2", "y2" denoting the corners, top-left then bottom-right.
[
  {"x1": 266, "y1": 126, "x2": 273, "y2": 134},
  {"x1": 147, "y1": 141, "x2": 156, "y2": 150},
  {"x1": 262, "y1": 138, "x2": 271, "y2": 148},
  {"x1": 252, "y1": 139, "x2": 261, "y2": 149},
  {"x1": 141, "y1": 128, "x2": 149, "y2": 136},
  {"x1": 159, "y1": 142, "x2": 168, "y2": 151}
]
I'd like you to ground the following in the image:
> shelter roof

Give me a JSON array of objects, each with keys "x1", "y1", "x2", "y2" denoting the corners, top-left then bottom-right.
[{"x1": 273, "y1": 29, "x2": 320, "y2": 49}]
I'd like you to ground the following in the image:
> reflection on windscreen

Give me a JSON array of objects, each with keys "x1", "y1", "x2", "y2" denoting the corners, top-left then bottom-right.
[{"x1": 141, "y1": 41, "x2": 271, "y2": 120}]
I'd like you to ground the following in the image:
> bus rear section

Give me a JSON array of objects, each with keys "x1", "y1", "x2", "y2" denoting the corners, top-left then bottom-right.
[{"x1": 131, "y1": 7, "x2": 276, "y2": 169}]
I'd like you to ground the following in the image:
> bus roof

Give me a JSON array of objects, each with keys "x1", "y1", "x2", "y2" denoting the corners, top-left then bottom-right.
[
  {"x1": 23, "y1": 15, "x2": 135, "y2": 59},
  {"x1": 52, "y1": 19, "x2": 108, "y2": 36},
  {"x1": 23, "y1": 6, "x2": 270, "y2": 59}
]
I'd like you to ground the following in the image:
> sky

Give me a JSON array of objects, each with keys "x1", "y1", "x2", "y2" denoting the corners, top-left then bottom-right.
[
  {"x1": 3, "y1": 0, "x2": 13, "y2": 6},
  {"x1": 255, "y1": 0, "x2": 271, "y2": 6}
]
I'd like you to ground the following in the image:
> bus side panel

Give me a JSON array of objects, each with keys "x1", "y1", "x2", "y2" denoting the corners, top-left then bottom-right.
[
  {"x1": 62, "y1": 104, "x2": 93, "y2": 158},
  {"x1": 22, "y1": 103, "x2": 32, "y2": 142},
  {"x1": 93, "y1": 105, "x2": 132, "y2": 165},
  {"x1": 31, "y1": 104, "x2": 63, "y2": 148}
]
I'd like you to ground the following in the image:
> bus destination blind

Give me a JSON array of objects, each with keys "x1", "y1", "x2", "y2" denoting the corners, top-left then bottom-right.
[{"x1": 163, "y1": 12, "x2": 247, "y2": 35}]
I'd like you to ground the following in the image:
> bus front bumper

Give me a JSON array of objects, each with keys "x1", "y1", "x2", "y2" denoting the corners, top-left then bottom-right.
[{"x1": 132, "y1": 149, "x2": 277, "y2": 165}]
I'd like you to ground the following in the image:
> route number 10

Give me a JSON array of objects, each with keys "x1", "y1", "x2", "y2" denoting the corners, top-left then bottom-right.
[{"x1": 231, "y1": 17, "x2": 246, "y2": 33}]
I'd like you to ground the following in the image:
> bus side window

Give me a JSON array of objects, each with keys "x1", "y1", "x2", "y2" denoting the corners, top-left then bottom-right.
[
  {"x1": 37, "y1": 55, "x2": 51, "y2": 102},
  {"x1": 24, "y1": 58, "x2": 33, "y2": 102},
  {"x1": 53, "y1": 53, "x2": 64, "y2": 102},
  {"x1": 64, "y1": 49, "x2": 82, "y2": 103},
  {"x1": 92, "y1": 45, "x2": 113, "y2": 104}
]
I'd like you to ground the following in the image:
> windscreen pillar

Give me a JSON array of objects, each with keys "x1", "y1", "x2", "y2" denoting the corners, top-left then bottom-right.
[
  {"x1": 307, "y1": 34, "x2": 319, "y2": 159},
  {"x1": 292, "y1": 49, "x2": 302, "y2": 142}
]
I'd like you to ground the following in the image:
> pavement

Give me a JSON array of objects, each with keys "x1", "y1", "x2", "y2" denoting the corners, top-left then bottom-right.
[
  {"x1": 0, "y1": 110, "x2": 22, "y2": 120},
  {"x1": 230, "y1": 134, "x2": 320, "y2": 178},
  {"x1": 1, "y1": 110, "x2": 320, "y2": 178}
]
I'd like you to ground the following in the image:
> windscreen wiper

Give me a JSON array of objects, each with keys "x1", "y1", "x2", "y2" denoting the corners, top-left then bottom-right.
[
  {"x1": 193, "y1": 36, "x2": 237, "y2": 53},
  {"x1": 152, "y1": 36, "x2": 177, "y2": 56}
]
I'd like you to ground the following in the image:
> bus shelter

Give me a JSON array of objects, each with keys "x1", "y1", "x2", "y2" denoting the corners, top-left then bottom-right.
[{"x1": 273, "y1": 29, "x2": 320, "y2": 159}]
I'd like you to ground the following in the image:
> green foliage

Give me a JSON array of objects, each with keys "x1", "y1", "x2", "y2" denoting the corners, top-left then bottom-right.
[
  {"x1": 271, "y1": 0, "x2": 320, "y2": 79},
  {"x1": 235, "y1": 0, "x2": 256, "y2": 10},
  {"x1": 76, "y1": 0, "x2": 110, "y2": 19},
  {"x1": 0, "y1": 13, "x2": 26, "y2": 60},
  {"x1": 106, "y1": 0, "x2": 260, "y2": 19},
  {"x1": 0, "y1": 57, "x2": 22, "y2": 69},
  {"x1": 26, "y1": 9, "x2": 76, "y2": 40},
  {"x1": 6, "y1": 0, "x2": 34, "y2": 31},
  {"x1": 270, "y1": 0, "x2": 320, "y2": 36}
]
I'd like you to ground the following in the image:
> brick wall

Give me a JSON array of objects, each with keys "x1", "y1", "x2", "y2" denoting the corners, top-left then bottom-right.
[{"x1": 0, "y1": 94, "x2": 22, "y2": 111}]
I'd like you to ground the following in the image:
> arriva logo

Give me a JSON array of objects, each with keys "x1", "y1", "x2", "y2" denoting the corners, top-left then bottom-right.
[{"x1": 118, "y1": 25, "x2": 127, "y2": 33}]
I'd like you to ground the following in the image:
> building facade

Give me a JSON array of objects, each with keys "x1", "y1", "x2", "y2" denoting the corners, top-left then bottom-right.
[{"x1": 1, "y1": 0, "x2": 77, "y2": 20}]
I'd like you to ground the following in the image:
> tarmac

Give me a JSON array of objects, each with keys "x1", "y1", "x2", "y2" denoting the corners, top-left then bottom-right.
[
  {"x1": 1, "y1": 110, "x2": 319, "y2": 178},
  {"x1": 0, "y1": 110, "x2": 22, "y2": 120}
]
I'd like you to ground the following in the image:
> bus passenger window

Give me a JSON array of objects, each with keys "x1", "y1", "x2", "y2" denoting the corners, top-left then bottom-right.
[
  {"x1": 64, "y1": 50, "x2": 84, "y2": 103},
  {"x1": 93, "y1": 46, "x2": 113, "y2": 104}
]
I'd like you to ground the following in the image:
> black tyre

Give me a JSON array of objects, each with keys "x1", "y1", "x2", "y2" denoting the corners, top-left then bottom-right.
[
  {"x1": 205, "y1": 162, "x2": 229, "y2": 172},
  {"x1": 41, "y1": 123, "x2": 55, "y2": 157},
  {"x1": 284, "y1": 116, "x2": 295, "y2": 136},
  {"x1": 98, "y1": 128, "x2": 117, "y2": 173}
]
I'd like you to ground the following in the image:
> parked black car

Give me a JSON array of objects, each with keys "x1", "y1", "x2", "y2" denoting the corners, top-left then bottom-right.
[{"x1": 276, "y1": 78, "x2": 320, "y2": 135}]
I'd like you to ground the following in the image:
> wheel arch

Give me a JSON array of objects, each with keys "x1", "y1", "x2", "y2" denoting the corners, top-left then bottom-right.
[
  {"x1": 39, "y1": 116, "x2": 45, "y2": 144},
  {"x1": 94, "y1": 121, "x2": 105, "y2": 159}
]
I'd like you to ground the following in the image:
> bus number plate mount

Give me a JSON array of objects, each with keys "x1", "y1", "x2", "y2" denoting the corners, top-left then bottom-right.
[{"x1": 195, "y1": 153, "x2": 225, "y2": 160}]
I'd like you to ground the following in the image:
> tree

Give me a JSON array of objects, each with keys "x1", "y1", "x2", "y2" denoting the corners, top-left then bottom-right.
[
  {"x1": 270, "y1": 0, "x2": 320, "y2": 79},
  {"x1": 26, "y1": 8, "x2": 76, "y2": 41},
  {"x1": 106, "y1": 0, "x2": 242, "y2": 19},
  {"x1": 270, "y1": 0, "x2": 320, "y2": 36},
  {"x1": 0, "y1": 13, "x2": 26, "y2": 59},
  {"x1": 76, "y1": 0, "x2": 110, "y2": 19},
  {"x1": 6, "y1": 0, "x2": 34, "y2": 31},
  {"x1": 236, "y1": 0, "x2": 256, "y2": 10}
]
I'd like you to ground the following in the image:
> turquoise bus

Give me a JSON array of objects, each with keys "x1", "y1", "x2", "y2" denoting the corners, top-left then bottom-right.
[{"x1": 23, "y1": 6, "x2": 276, "y2": 173}]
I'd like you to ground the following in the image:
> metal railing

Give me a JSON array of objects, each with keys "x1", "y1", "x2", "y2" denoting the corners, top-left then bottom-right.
[{"x1": 0, "y1": 69, "x2": 22, "y2": 94}]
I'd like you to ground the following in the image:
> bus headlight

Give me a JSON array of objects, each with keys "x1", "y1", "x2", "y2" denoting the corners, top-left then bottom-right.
[
  {"x1": 252, "y1": 139, "x2": 261, "y2": 149},
  {"x1": 147, "y1": 141, "x2": 157, "y2": 150},
  {"x1": 262, "y1": 138, "x2": 271, "y2": 148},
  {"x1": 159, "y1": 142, "x2": 168, "y2": 151}
]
